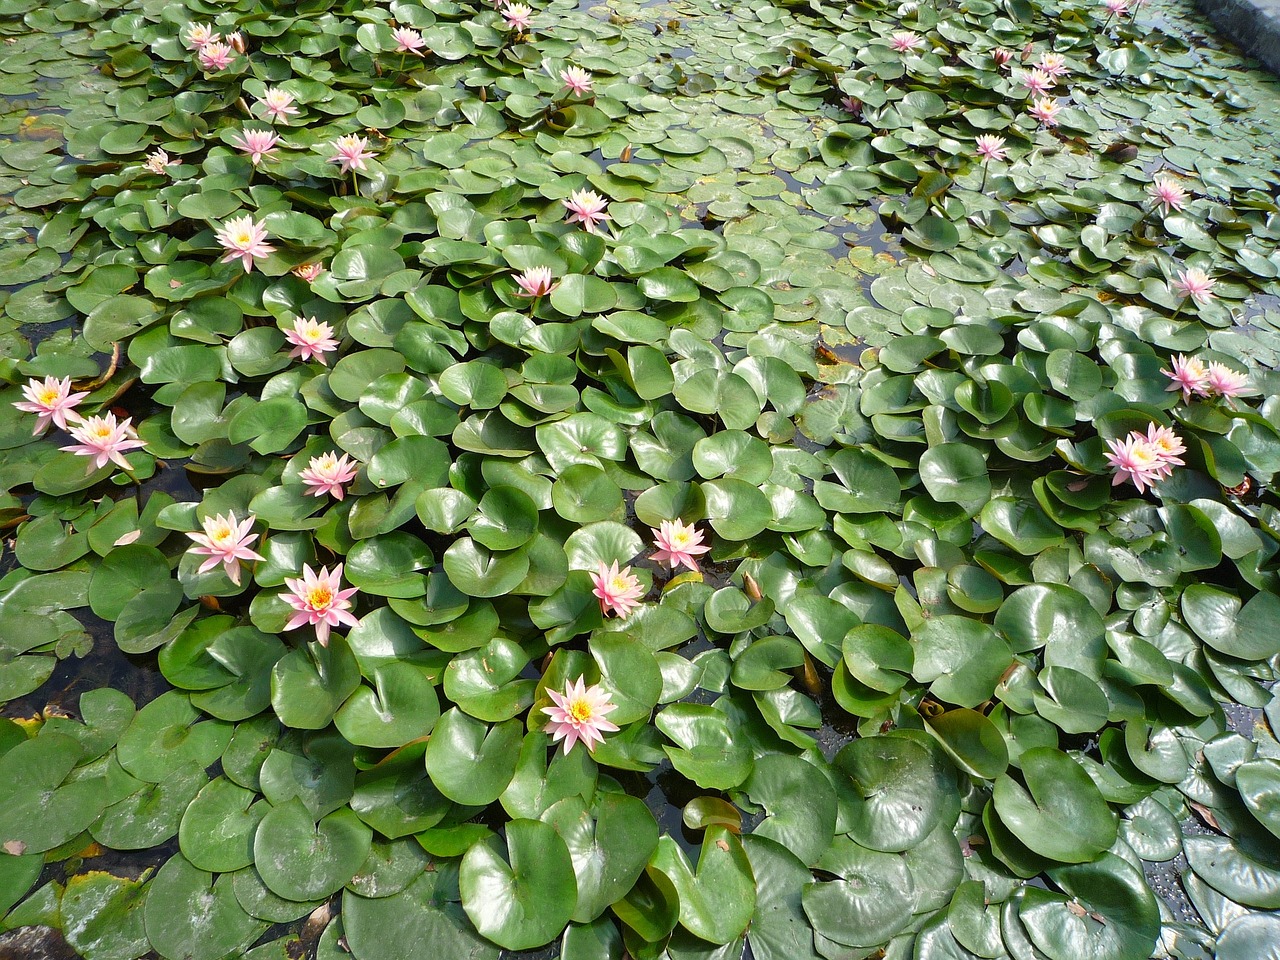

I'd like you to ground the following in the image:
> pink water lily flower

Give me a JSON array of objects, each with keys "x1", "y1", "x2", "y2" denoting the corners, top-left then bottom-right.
[
  {"x1": 215, "y1": 215, "x2": 275, "y2": 272},
  {"x1": 542, "y1": 677, "x2": 620, "y2": 754},
  {"x1": 1103, "y1": 433, "x2": 1164, "y2": 494},
  {"x1": 560, "y1": 66, "x2": 593, "y2": 96},
  {"x1": 975, "y1": 134, "x2": 1007, "y2": 161},
  {"x1": 1162, "y1": 354, "x2": 1210, "y2": 402},
  {"x1": 1148, "y1": 176, "x2": 1187, "y2": 214},
  {"x1": 197, "y1": 41, "x2": 235, "y2": 71},
  {"x1": 259, "y1": 87, "x2": 300, "y2": 123},
  {"x1": 591, "y1": 561, "x2": 645, "y2": 619},
  {"x1": 1028, "y1": 97, "x2": 1061, "y2": 126},
  {"x1": 186, "y1": 512, "x2": 265, "y2": 586},
  {"x1": 514, "y1": 266, "x2": 558, "y2": 298},
  {"x1": 890, "y1": 31, "x2": 924, "y2": 52},
  {"x1": 13, "y1": 376, "x2": 90, "y2": 435},
  {"x1": 291, "y1": 262, "x2": 324, "y2": 282},
  {"x1": 1102, "y1": 0, "x2": 1130, "y2": 14},
  {"x1": 143, "y1": 149, "x2": 175, "y2": 175},
  {"x1": 650, "y1": 518, "x2": 712, "y2": 572},
  {"x1": 563, "y1": 189, "x2": 611, "y2": 234},
  {"x1": 230, "y1": 129, "x2": 281, "y2": 166},
  {"x1": 1036, "y1": 52, "x2": 1070, "y2": 76},
  {"x1": 1143, "y1": 424, "x2": 1185, "y2": 479},
  {"x1": 284, "y1": 316, "x2": 340, "y2": 364},
  {"x1": 1206, "y1": 361, "x2": 1249, "y2": 397},
  {"x1": 1171, "y1": 267, "x2": 1216, "y2": 305},
  {"x1": 1018, "y1": 68, "x2": 1055, "y2": 97},
  {"x1": 992, "y1": 47, "x2": 1014, "y2": 67},
  {"x1": 392, "y1": 27, "x2": 427, "y2": 55},
  {"x1": 60, "y1": 413, "x2": 146, "y2": 471},
  {"x1": 280, "y1": 563, "x2": 360, "y2": 647},
  {"x1": 840, "y1": 95, "x2": 863, "y2": 115},
  {"x1": 502, "y1": 3, "x2": 533, "y2": 30},
  {"x1": 184, "y1": 23, "x2": 218, "y2": 50},
  {"x1": 299, "y1": 451, "x2": 360, "y2": 499},
  {"x1": 328, "y1": 134, "x2": 376, "y2": 174}
]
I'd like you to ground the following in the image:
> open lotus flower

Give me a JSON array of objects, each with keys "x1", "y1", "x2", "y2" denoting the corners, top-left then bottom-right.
[
  {"x1": 186, "y1": 512, "x2": 265, "y2": 586},
  {"x1": 562, "y1": 189, "x2": 611, "y2": 234},
  {"x1": 328, "y1": 133, "x2": 376, "y2": 174},
  {"x1": 591, "y1": 561, "x2": 644, "y2": 619},
  {"x1": 649, "y1": 518, "x2": 711, "y2": 572},
  {"x1": 299, "y1": 451, "x2": 359, "y2": 499},
  {"x1": 13, "y1": 375, "x2": 89, "y2": 435},
  {"x1": 59, "y1": 413, "x2": 146, "y2": 471},
  {"x1": 1162, "y1": 354, "x2": 1210, "y2": 402},
  {"x1": 542, "y1": 677, "x2": 619, "y2": 754},
  {"x1": 280, "y1": 563, "x2": 359, "y2": 647},
  {"x1": 259, "y1": 87, "x2": 300, "y2": 123},
  {"x1": 215, "y1": 215, "x2": 275, "y2": 272},
  {"x1": 284, "y1": 316, "x2": 340, "y2": 364}
]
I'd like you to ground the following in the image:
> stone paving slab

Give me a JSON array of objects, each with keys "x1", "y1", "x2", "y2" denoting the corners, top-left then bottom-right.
[{"x1": 1198, "y1": 0, "x2": 1280, "y2": 75}]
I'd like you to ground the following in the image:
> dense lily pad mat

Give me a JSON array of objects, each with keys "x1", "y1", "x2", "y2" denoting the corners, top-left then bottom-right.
[{"x1": 1, "y1": 0, "x2": 1280, "y2": 955}]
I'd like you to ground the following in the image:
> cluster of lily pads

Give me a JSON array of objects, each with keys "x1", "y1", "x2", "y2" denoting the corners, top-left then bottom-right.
[{"x1": 2, "y1": 0, "x2": 1280, "y2": 956}]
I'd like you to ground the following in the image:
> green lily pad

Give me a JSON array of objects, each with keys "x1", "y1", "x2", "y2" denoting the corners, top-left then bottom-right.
[
  {"x1": 992, "y1": 747, "x2": 1116, "y2": 864},
  {"x1": 651, "y1": 827, "x2": 756, "y2": 945},
  {"x1": 254, "y1": 799, "x2": 372, "y2": 901},
  {"x1": 143, "y1": 854, "x2": 268, "y2": 960}
]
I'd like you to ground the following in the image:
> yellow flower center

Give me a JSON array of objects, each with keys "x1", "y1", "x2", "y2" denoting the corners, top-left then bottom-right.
[
  {"x1": 672, "y1": 531, "x2": 690, "y2": 547},
  {"x1": 89, "y1": 424, "x2": 112, "y2": 440},
  {"x1": 568, "y1": 698, "x2": 593, "y2": 723},
  {"x1": 1131, "y1": 446, "x2": 1158, "y2": 468},
  {"x1": 306, "y1": 585, "x2": 333, "y2": 609},
  {"x1": 208, "y1": 523, "x2": 234, "y2": 544},
  {"x1": 37, "y1": 387, "x2": 60, "y2": 405},
  {"x1": 610, "y1": 576, "x2": 630, "y2": 593}
]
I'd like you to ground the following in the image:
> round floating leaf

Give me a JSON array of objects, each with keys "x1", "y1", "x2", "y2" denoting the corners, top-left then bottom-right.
[
  {"x1": 912, "y1": 616, "x2": 1012, "y2": 708},
  {"x1": 655, "y1": 704, "x2": 753, "y2": 791},
  {"x1": 919, "y1": 443, "x2": 991, "y2": 507},
  {"x1": 803, "y1": 837, "x2": 914, "y2": 948},
  {"x1": 1185, "y1": 835, "x2": 1280, "y2": 909},
  {"x1": 1018, "y1": 855, "x2": 1161, "y2": 960},
  {"x1": 269, "y1": 636, "x2": 362, "y2": 731},
  {"x1": 552, "y1": 465, "x2": 623, "y2": 523},
  {"x1": 992, "y1": 747, "x2": 1116, "y2": 864},
  {"x1": 1237, "y1": 759, "x2": 1280, "y2": 841},
  {"x1": 180, "y1": 776, "x2": 267, "y2": 873},
  {"x1": 443, "y1": 538, "x2": 530, "y2": 598},
  {"x1": 563, "y1": 521, "x2": 644, "y2": 572},
  {"x1": 116, "y1": 691, "x2": 232, "y2": 783},
  {"x1": 1215, "y1": 914, "x2": 1280, "y2": 960},
  {"x1": 460, "y1": 818, "x2": 578, "y2": 950},
  {"x1": 923, "y1": 708, "x2": 1009, "y2": 780},
  {"x1": 90, "y1": 544, "x2": 171, "y2": 621},
  {"x1": 143, "y1": 854, "x2": 267, "y2": 960},
  {"x1": 1182, "y1": 585, "x2": 1280, "y2": 660},
  {"x1": 335, "y1": 661, "x2": 441, "y2": 747},
  {"x1": 834, "y1": 735, "x2": 954, "y2": 853},
  {"x1": 742, "y1": 754, "x2": 837, "y2": 867},
  {"x1": 651, "y1": 827, "x2": 756, "y2": 945},
  {"x1": 61, "y1": 870, "x2": 151, "y2": 960},
  {"x1": 701, "y1": 478, "x2": 772, "y2": 541},
  {"x1": 254, "y1": 799, "x2": 372, "y2": 901},
  {"x1": 0, "y1": 732, "x2": 110, "y2": 854},
  {"x1": 91, "y1": 762, "x2": 206, "y2": 850},
  {"x1": 544, "y1": 793, "x2": 659, "y2": 923},
  {"x1": 467, "y1": 486, "x2": 539, "y2": 551},
  {"x1": 439, "y1": 360, "x2": 508, "y2": 409},
  {"x1": 444, "y1": 638, "x2": 535, "y2": 722},
  {"x1": 425, "y1": 709, "x2": 523, "y2": 805},
  {"x1": 344, "y1": 871, "x2": 499, "y2": 960}
]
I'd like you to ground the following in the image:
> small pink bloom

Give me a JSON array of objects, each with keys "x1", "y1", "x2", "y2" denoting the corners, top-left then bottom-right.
[
  {"x1": 1206, "y1": 361, "x2": 1249, "y2": 398},
  {"x1": 197, "y1": 41, "x2": 235, "y2": 71},
  {"x1": 502, "y1": 3, "x2": 533, "y2": 30},
  {"x1": 13, "y1": 376, "x2": 89, "y2": 435},
  {"x1": 291, "y1": 262, "x2": 323, "y2": 282},
  {"x1": 514, "y1": 266, "x2": 558, "y2": 298},
  {"x1": 59, "y1": 413, "x2": 146, "y2": 471},
  {"x1": 1036, "y1": 52, "x2": 1070, "y2": 76},
  {"x1": 542, "y1": 677, "x2": 620, "y2": 754},
  {"x1": 1171, "y1": 267, "x2": 1216, "y2": 305},
  {"x1": 280, "y1": 563, "x2": 360, "y2": 647},
  {"x1": 1148, "y1": 176, "x2": 1187, "y2": 215},
  {"x1": 1162, "y1": 354, "x2": 1210, "y2": 402},
  {"x1": 226, "y1": 31, "x2": 245, "y2": 54},
  {"x1": 1142, "y1": 424, "x2": 1185, "y2": 478},
  {"x1": 560, "y1": 66, "x2": 593, "y2": 96},
  {"x1": 184, "y1": 23, "x2": 217, "y2": 50},
  {"x1": 1103, "y1": 434, "x2": 1164, "y2": 494},
  {"x1": 299, "y1": 451, "x2": 359, "y2": 500},
  {"x1": 591, "y1": 561, "x2": 644, "y2": 619},
  {"x1": 143, "y1": 149, "x2": 175, "y2": 175},
  {"x1": 215, "y1": 215, "x2": 275, "y2": 273},
  {"x1": 392, "y1": 27, "x2": 427, "y2": 56},
  {"x1": 259, "y1": 87, "x2": 300, "y2": 123},
  {"x1": 1018, "y1": 68, "x2": 1055, "y2": 97},
  {"x1": 992, "y1": 48, "x2": 1014, "y2": 67},
  {"x1": 563, "y1": 189, "x2": 611, "y2": 234},
  {"x1": 1103, "y1": 0, "x2": 1129, "y2": 14},
  {"x1": 890, "y1": 31, "x2": 924, "y2": 53},
  {"x1": 1028, "y1": 97, "x2": 1061, "y2": 127},
  {"x1": 284, "y1": 316, "x2": 340, "y2": 364},
  {"x1": 230, "y1": 129, "x2": 281, "y2": 166},
  {"x1": 113, "y1": 530, "x2": 142, "y2": 547},
  {"x1": 328, "y1": 134, "x2": 376, "y2": 175},
  {"x1": 186, "y1": 512, "x2": 265, "y2": 586},
  {"x1": 650, "y1": 518, "x2": 711, "y2": 572},
  {"x1": 840, "y1": 96, "x2": 863, "y2": 115},
  {"x1": 975, "y1": 134, "x2": 1007, "y2": 162}
]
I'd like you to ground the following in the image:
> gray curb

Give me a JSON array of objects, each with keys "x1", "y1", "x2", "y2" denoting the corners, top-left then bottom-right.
[{"x1": 1197, "y1": 0, "x2": 1280, "y2": 75}]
